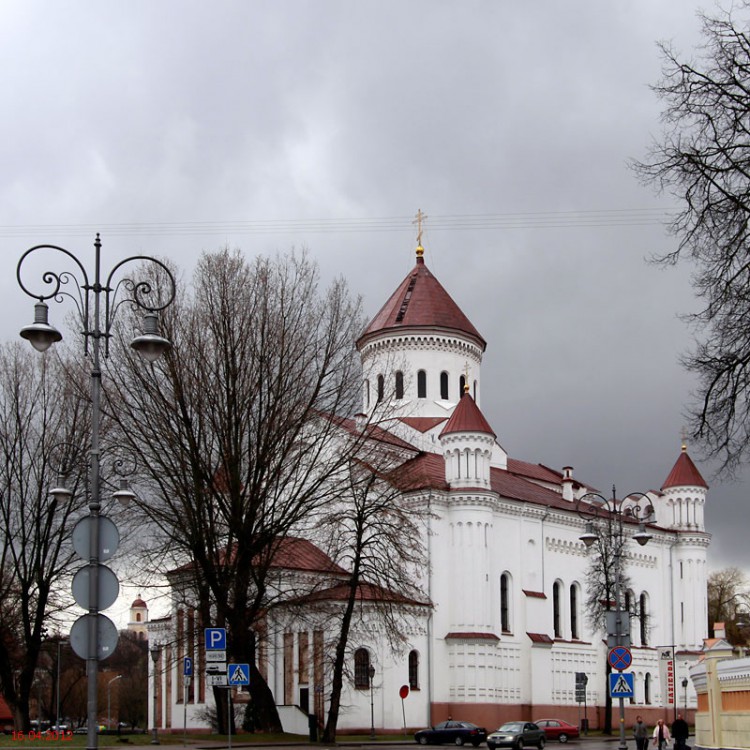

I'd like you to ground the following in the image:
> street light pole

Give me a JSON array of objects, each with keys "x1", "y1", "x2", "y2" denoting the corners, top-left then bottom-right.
[
  {"x1": 369, "y1": 665, "x2": 376, "y2": 740},
  {"x1": 56, "y1": 639, "x2": 67, "y2": 732},
  {"x1": 150, "y1": 645, "x2": 161, "y2": 745},
  {"x1": 107, "y1": 675, "x2": 122, "y2": 731},
  {"x1": 682, "y1": 677, "x2": 689, "y2": 712},
  {"x1": 577, "y1": 488, "x2": 653, "y2": 750},
  {"x1": 17, "y1": 236, "x2": 176, "y2": 750}
]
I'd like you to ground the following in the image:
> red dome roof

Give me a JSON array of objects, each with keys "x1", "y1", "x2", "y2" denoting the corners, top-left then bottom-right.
[
  {"x1": 661, "y1": 447, "x2": 708, "y2": 490},
  {"x1": 131, "y1": 597, "x2": 147, "y2": 609},
  {"x1": 440, "y1": 392, "x2": 496, "y2": 438},
  {"x1": 357, "y1": 253, "x2": 485, "y2": 350}
]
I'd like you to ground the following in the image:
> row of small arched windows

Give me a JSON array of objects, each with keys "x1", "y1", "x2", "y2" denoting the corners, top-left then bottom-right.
[
  {"x1": 365, "y1": 371, "x2": 477, "y2": 406},
  {"x1": 354, "y1": 647, "x2": 420, "y2": 690}
]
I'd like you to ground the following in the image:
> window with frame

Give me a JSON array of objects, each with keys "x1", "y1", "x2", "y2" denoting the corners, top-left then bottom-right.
[
  {"x1": 417, "y1": 370, "x2": 427, "y2": 398},
  {"x1": 500, "y1": 573, "x2": 511, "y2": 632},
  {"x1": 408, "y1": 650, "x2": 419, "y2": 689},
  {"x1": 569, "y1": 584, "x2": 579, "y2": 639},
  {"x1": 553, "y1": 581, "x2": 563, "y2": 638},
  {"x1": 644, "y1": 672, "x2": 652, "y2": 704},
  {"x1": 395, "y1": 371, "x2": 404, "y2": 400},
  {"x1": 377, "y1": 375, "x2": 384, "y2": 403},
  {"x1": 459, "y1": 374, "x2": 466, "y2": 395},
  {"x1": 354, "y1": 648, "x2": 371, "y2": 689},
  {"x1": 440, "y1": 371, "x2": 449, "y2": 400}
]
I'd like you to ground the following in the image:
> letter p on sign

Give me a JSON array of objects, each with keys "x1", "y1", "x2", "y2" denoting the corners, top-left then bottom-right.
[{"x1": 205, "y1": 628, "x2": 227, "y2": 650}]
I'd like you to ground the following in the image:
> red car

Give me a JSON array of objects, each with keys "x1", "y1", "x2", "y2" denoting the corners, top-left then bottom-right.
[{"x1": 532, "y1": 720, "x2": 580, "y2": 743}]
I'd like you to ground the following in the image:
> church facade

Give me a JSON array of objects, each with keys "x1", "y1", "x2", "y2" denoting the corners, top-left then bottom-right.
[{"x1": 148, "y1": 242, "x2": 709, "y2": 734}]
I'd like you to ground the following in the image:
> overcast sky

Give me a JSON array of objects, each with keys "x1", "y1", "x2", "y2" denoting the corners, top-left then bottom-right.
[{"x1": 1, "y1": 1, "x2": 744, "y2": 624}]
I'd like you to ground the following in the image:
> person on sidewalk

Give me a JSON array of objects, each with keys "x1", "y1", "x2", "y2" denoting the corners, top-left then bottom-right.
[
  {"x1": 671, "y1": 714, "x2": 689, "y2": 750},
  {"x1": 653, "y1": 719, "x2": 671, "y2": 750},
  {"x1": 634, "y1": 716, "x2": 649, "y2": 750}
]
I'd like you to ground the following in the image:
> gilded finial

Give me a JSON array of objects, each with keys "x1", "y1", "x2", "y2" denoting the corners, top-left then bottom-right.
[
  {"x1": 413, "y1": 209, "x2": 427, "y2": 257},
  {"x1": 463, "y1": 362, "x2": 471, "y2": 392},
  {"x1": 680, "y1": 427, "x2": 688, "y2": 452}
]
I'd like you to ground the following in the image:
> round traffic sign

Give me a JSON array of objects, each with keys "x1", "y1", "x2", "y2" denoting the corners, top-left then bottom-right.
[
  {"x1": 608, "y1": 646, "x2": 632, "y2": 671},
  {"x1": 69, "y1": 613, "x2": 119, "y2": 660},
  {"x1": 72, "y1": 516, "x2": 120, "y2": 561},
  {"x1": 71, "y1": 563, "x2": 120, "y2": 611}
]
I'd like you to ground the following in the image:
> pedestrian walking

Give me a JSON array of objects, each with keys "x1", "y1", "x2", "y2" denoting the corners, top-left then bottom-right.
[
  {"x1": 671, "y1": 714, "x2": 689, "y2": 750},
  {"x1": 634, "y1": 716, "x2": 649, "y2": 750},
  {"x1": 652, "y1": 719, "x2": 671, "y2": 750}
]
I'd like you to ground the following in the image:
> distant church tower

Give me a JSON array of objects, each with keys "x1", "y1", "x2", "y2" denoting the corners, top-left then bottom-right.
[{"x1": 127, "y1": 595, "x2": 149, "y2": 639}]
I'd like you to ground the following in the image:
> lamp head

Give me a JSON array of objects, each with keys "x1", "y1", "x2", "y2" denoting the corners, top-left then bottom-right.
[
  {"x1": 579, "y1": 521, "x2": 598, "y2": 548},
  {"x1": 112, "y1": 478, "x2": 136, "y2": 507},
  {"x1": 633, "y1": 522, "x2": 652, "y2": 547},
  {"x1": 20, "y1": 302, "x2": 62, "y2": 352},
  {"x1": 131, "y1": 312, "x2": 171, "y2": 363}
]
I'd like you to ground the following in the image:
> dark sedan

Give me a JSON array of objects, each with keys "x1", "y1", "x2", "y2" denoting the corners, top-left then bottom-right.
[
  {"x1": 487, "y1": 722, "x2": 546, "y2": 750},
  {"x1": 415, "y1": 720, "x2": 488, "y2": 746}
]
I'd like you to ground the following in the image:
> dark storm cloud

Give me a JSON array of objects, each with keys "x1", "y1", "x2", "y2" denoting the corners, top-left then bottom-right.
[{"x1": 1, "y1": 0, "x2": 745, "y2": 581}]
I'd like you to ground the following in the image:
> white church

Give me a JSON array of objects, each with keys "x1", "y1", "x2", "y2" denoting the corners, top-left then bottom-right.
[{"x1": 147, "y1": 241, "x2": 709, "y2": 735}]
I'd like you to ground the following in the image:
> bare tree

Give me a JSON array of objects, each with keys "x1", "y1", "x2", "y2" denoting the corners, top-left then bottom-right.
[
  {"x1": 633, "y1": 2, "x2": 750, "y2": 472},
  {"x1": 312, "y1": 450, "x2": 429, "y2": 743},
  {"x1": 583, "y1": 518, "x2": 636, "y2": 736},
  {"x1": 707, "y1": 566, "x2": 750, "y2": 643},
  {"x1": 104, "y1": 248, "x2": 366, "y2": 731},
  {"x1": 0, "y1": 344, "x2": 88, "y2": 730}
]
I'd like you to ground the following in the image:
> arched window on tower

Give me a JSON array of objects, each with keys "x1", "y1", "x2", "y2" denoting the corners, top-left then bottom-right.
[
  {"x1": 500, "y1": 572, "x2": 511, "y2": 633},
  {"x1": 395, "y1": 371, "x2": 404, "y2": 400},
  {"x1": 408, "y1": 650, "x2": 419, "y2": 689},
  {"x1": 377, "y1": 375, "x2": 384, "y2": 403},
  {"x1": 417, "y1": 370, "x2": 427, "y2": 398},
  {"x1": 440, "y1": 371, "x2": 449, "y2": 400},
  {"x1": 553, "y1": 580, "x2": 563, "y2": 638},
  {"x1": 459, "y1": 374, "x2": 466, "y2": 395},
  {"x1": 354, "y1": 648, "x2": 371, "y2": 689},
  {"x1": 644, "y1": 672, "x2": 652, "y2": 704},
  {"x1": 473, "y1": 379, "x2": 478, "y2": 400}
]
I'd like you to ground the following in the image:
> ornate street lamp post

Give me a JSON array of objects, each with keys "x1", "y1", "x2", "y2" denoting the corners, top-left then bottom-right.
[
  {"x1": 682, "y1": 677, "x2": 689, "y2": 712},
  {"x1": 369, "y1": 665, "x2": 376, "y2": 740},
  {"x1": 17, "y1": 235, "x2": 176, "y2": 750},
  {"x1": 150, "y1": 645, "x2": 161, "y2": 745},
  {"x1": 576, "y1": 487, "x2": 653, "y2": 750}
]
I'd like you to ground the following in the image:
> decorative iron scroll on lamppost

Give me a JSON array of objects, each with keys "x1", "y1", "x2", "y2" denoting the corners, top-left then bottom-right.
[
  {"x1": 17, "y1": 235, "x2": 176, "y2": 750},
  {"x1": 576, "y1": 487, "x2": 653, "y2": 750}
]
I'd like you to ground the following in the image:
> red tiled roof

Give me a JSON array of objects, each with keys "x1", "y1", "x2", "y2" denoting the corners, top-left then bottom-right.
[
  {"x1": 270, "y1": 537, "x2": 349, "y2": 574},
  {"x1": 507, "y1": 459, "x2": 563, "y2": 484},
  {"x1": 662, "y1": 448, "x2": 708, "y2": 490},
  {"x1": 357, "y1": 257, "x2": 486, "y2": 350},
  {"x1": 168, "y1": 536, "x2": 348, "y2": 577},
  {"x1": 297, "y1": 581, "x2": 428, "y2": 607},
  {"x1": 445, "y1": 632, "x2": 500, "y2": 641},
  {"x1": 334, "y1": 415, "x2": 419, "y2": 452},
  {"x1": 439, "y1": 393, "x2": 496, "y2": 438},
  {"x1": 399, "y1": 416, "x2": 448, "y2": 433}
]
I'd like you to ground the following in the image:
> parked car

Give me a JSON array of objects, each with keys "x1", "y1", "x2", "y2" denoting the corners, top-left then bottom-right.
[
  {"x1": 533, "y1": 719, "x2": 580, "y2": 743},
  {"x1": 487, "y1": 722, "x2": 546, "y2": 750},
  {"x1": 415, "y1": 720, "x2": 488, "y2": 746}
]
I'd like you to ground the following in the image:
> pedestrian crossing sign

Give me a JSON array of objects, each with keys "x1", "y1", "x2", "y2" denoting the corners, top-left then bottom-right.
[
  {"x1": 609, "y1": 672, "x2": 634, "y2": 698},
  {"x1": 227, "y1": 663, "x2": 250, "y2": 686}
]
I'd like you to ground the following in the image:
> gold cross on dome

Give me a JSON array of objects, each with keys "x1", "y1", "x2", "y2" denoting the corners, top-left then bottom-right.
[
  {"x1": 413, "y1": 209, "x2": 428, "y2": 246},
  {"x1": 680, "y1": 427, "x2": 689, "y2": 452},
  {"x1": 463, "y1": 362, "x2": 471, "y2": 391}
]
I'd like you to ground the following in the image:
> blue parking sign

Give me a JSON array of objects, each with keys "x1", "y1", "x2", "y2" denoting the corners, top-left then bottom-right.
[
  {"x1": 205, "y1": 627, "x2": 226, "y2": 650},
  {"x1": 184, "y1": 657, "x2": 193, "y2": 676}
]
